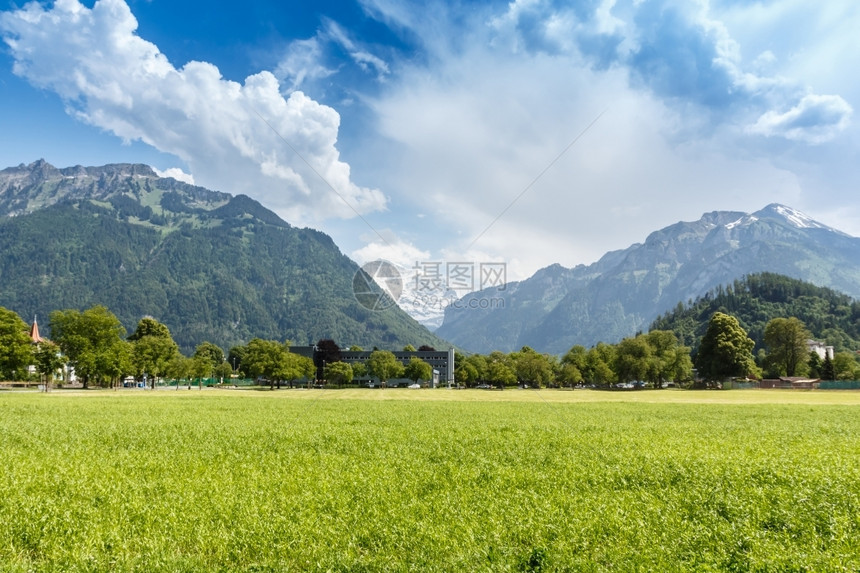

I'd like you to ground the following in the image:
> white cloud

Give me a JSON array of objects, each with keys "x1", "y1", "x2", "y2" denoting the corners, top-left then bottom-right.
[
  {"x1": 152, "y1": 166, "x2": 194, "y2": 185},
  {"x1": 749, "y1": 94, "x2": 853, "y2": 144},
  {"x1": 322, "y1": 19, "x2": 390, "y2": 79},
  {"x1": 351, "y1": 231, "x2": 430, "y2": 269},
  {"x1": 0, "y1": 0, "x2": 386, "y2": 225},
  {"x1": 356, "y1": 1, "x2": 824, "y2": 274},
  {"x1": 276, "y1": 37, "x2": 337, "y2": 92}
]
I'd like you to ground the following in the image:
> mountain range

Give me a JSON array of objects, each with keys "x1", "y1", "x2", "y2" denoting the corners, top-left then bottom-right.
[
  {"x1": 0, "y1": 160, "x2": 448, "y2": 353},
  {"x1": 436, "y1": 204, "x2": 860, "y2": 354}
]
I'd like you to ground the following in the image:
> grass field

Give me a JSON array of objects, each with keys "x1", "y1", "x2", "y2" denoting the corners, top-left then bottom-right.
[{"x1": 1, "y1": 388, "x2": 859, "y2": 572}]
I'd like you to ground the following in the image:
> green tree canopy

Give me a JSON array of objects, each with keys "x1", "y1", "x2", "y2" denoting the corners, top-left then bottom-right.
[
  {"x1": 133, "y1": 332, "x2": 180, "y2": 388},
  {"x1": 324, "y1": 361, "x2": 354, "y2": 386},
  {"x1": 50, "y1": 305, "x2": 129, "y2": 388},
  {"x1": 194, "y1": 341, "x2": 225, "y2": 370},
  {"x1": 763, "y1": 317, "x2": 811, "y2": 377},
  {"x1": 404, "y1": 357, "x2": 433, "y2": 384},
  {"x1": 34, "y1": 340, "x2": 64, "y2": 389},
  {"x1": 511, "y1": 347, "x2": 553, "y2": 388},
  {"x1": 695, "y1": 312, "x2": 756, "y2": 382},
  {"x1": 0, "y1": 307, "x2": 33, "y2": 381},
  {"x1": 367, "y1": 350, "x2": 403, "y2": 386},
  {"x1": 127, "y1": 317, "x2": 173, "y2": 341}
]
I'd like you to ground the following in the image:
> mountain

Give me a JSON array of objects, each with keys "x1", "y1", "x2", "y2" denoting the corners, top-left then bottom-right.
[
  {"x1": 436, "y1": 204, "x2": 860, "y2": 354},
  {"x1": 650, "y1": 272, "x2": 860, "y2": 354},
  {"x1": 0, "y1": 160, "x2": 448, "y2": 353}
]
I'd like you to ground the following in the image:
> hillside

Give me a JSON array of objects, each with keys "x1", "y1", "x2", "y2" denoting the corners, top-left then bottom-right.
[
  {"x1": 436, "y1": 205, "x2": 860, "y2": 354},
  {"x1": 650, "y1": 272, "x2": 860, "y2": 354},
  {"x1": 0, "y1": 160, "x2": 448, "y2": 353}
]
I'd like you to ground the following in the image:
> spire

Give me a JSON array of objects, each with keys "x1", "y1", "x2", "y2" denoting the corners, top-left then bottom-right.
[{"x1": 29, "y1": 316, "x2": 45, "y2": 344}]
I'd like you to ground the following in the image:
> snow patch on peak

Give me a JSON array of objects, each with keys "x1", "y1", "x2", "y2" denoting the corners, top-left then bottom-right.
[
  {"x1": 725, "y1": 215, "x2": 757, "y2": 230},
  {"x1": 772, "y1": 204, "x2": 822, "y2": 228}
]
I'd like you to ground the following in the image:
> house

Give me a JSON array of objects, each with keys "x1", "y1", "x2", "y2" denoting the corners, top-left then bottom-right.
[{"x1": 807, "y1": 339, "x2": 834, "y2": 360}]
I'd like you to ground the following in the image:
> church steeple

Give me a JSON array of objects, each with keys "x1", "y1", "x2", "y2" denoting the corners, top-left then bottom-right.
[{"x1": 29, "y1": 316, "x2": 45, "y2": 344}]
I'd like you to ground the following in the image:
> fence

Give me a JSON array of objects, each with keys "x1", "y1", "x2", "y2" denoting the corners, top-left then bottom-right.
[
  {"x1": 817, "y1": 380, "x2": 860, "y2": 390},
  {"x1": 161, "y1": 378, "x2": 257, "y2": 387}
]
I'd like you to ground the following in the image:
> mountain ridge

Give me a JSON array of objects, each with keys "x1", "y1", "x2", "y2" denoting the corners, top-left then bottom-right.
[
  {"x1": 436, "y1": 203, "x2": 860, "y2": 354},
  {"x1": 0, "y1": 160, "x2": 448, "y2": 353}
]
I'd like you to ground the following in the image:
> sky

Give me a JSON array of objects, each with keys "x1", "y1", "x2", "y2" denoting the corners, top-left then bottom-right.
[{"x1": 1, "y1": 0, "x2": 858, "y2": 293}]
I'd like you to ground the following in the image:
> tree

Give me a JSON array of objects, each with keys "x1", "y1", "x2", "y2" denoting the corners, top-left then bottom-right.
[
  {"x1": 833, "y1": 351, "x2": 859, "y2": 381},
  {"x1": 314, "y1": 339, "x2": 341, "y2": 380},
  {"x1": 512, "y1": 347, "x2": 553, "y2": 388},
  {"x1": 614, "y1": 335, "x2": 653, "y2": 383},
  {"x1": 695, "y1": 312, "x2": 756, "y2": 383},
  {"x1": 403, "y1": 344, "x2": 417, "y2": 352},
  {"x1": 0, "y1": 307, "x2": 33, "y2": 381},
  {"x1": 213, "y1": 361, "x2": 234, "y2": 382},
  {"x1": 280, "y1": 352, "x2": 315, "y2": 387},
  {"x1": 645, "y1": 330, "x2": 692, "y2": 386},
  {"x1": 167, "y1": 354, "x2": 192, "y2": 389},
  {"x1": 454, "y1": 360, "x2": 478, "y2": 386},
  {"x1": 133, "y1": 333, "x2": 179, "y2": 389},
  {"x1": 807, "y1": 351, "x2": 823, "y2": 379},
  {"x1": 351, "y1": 361, "x2": 368, "y2": 380},
  {"x1": 127, "y1": 317, "x2": 172, "y2": 341},
  {"x1": 244, "y1": 338, "x2": 289, "y2": 389},
  {"x1": 34, "y1": 340, "x2": 64, "y2": 390},
  {"x1": 404, "y1": 357, "x2": 432, "y2": 385},
  {"x1": 50, "y1": 306, "x2": 128, "y2": 388},
  {"x1": 367, "y1": 350, "x2": 403, "y2": 387},
  {"x1": 227, "y1": 345, "x2": 247, "y2": 376},
  {"x1": 194, "y1": 342, "x2": 225, "y2": 371},
  {"x1": 464, "y1": 354, "x2": 488, "y2": 385},
  {"x1": 584, "y1": 343, "x2": 616, "y2": 386},
  {"x1": 324, "y1": 361, "x2": 354, "y2": 387},
  {"x1": 764, "y1": 317, "x2": 811, "y2": 377},
  {"x1": 129, "y1": 317, "x2": 180, "y2": 388},
  {"x1": 821, "y1": 352, "x2": 836, "y2": 381},
  {"x1": 190, "y1": 354, "x2": 212, "y2": 389},
  {"x1": 485, "y1": 351, "x2": 516, "y2": 387}
]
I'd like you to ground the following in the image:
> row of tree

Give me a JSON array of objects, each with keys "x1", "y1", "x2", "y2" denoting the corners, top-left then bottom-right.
[
  {"x1": 454, "y1": 330, "x2": 693, "y2": 388},
  {"x1": 0, "y1": 304, "x2": 440, "y2": 389},
  {"x1": 4, "y1": 303, "x2": 860, "y2": 389},
  {"x1": 696, "y1": 312, "x2": 860, "y2": 382}
]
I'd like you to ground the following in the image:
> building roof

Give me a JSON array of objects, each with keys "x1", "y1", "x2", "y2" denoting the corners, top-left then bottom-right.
[{"x1": 29, "y1": 317, "x2": 46, "y2": 344}]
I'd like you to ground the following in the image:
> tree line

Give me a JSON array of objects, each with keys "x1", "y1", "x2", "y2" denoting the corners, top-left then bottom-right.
[
  {"x1": 0, "y1": 304, "x2": 440, "y2": 389},
  {"x1": 3, "y1": 302, "x2": 859, "y2": 389}
]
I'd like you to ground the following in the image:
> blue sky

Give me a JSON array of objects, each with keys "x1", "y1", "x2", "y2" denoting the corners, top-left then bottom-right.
[{"x1": 1, "y1": 0, "x2": 858, "y2": 288}]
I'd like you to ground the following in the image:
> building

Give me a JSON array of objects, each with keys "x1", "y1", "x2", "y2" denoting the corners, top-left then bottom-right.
[
  {"x1": 290, "y1": 345, "x2": 455, "y2": 387},
  {"x1": 807, "y1": 339, "x2": 834, "y2": 360}
]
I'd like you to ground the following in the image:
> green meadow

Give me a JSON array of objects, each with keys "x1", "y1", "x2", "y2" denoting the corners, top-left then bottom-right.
[{"x1": 1, "y1": 389, "x2": 859, "y2": 572}]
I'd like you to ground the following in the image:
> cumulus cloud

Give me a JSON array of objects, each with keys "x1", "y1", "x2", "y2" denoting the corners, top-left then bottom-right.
[
  {"x1": 749, "y1": 94, "x2": 853, "y2": 144},
  {"x1": 351, "y1": 231, "x2": 430, "y2": 269},
  {"x1": 152, "y1": 166, "x2": 194, "y2": 185},
  {"x1": 354, "y1": 0, "x2": 842, "y2": 273},
  {"x1": 0, "y1": 0, "x2": 386, "y2": 224}
]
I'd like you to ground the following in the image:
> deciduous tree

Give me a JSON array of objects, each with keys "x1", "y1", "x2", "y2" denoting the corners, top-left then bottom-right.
[
  {"x1": 695, "y1": 312, "x2": 756, "y2": 383},
  {"x1": 324, "y1": 361, "x2": 354, "y2": 387},
  {"x1": 0, "y1": 307, "x2": 33, "y2": 381},
  {"x1": 50, "y1": 306, "x2": 129, "y2": 388},
  {"x1": 404, "y1": 357, "x2": 432, "y2": 385},
  {"x1": 764, "y1": 317, "x2": 811, "y2": 377},
  {"x1": 367, "y1": 350, "x2": 403, "y2": 387}
]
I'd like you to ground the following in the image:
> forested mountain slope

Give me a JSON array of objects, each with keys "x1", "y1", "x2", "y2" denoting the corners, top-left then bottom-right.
[
  {"x1": 0, "y1": 160, "x2": 447, "y2": 353},
  {"x1": 650, "y1": 272, "x2": 860, "y2": 354}
]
